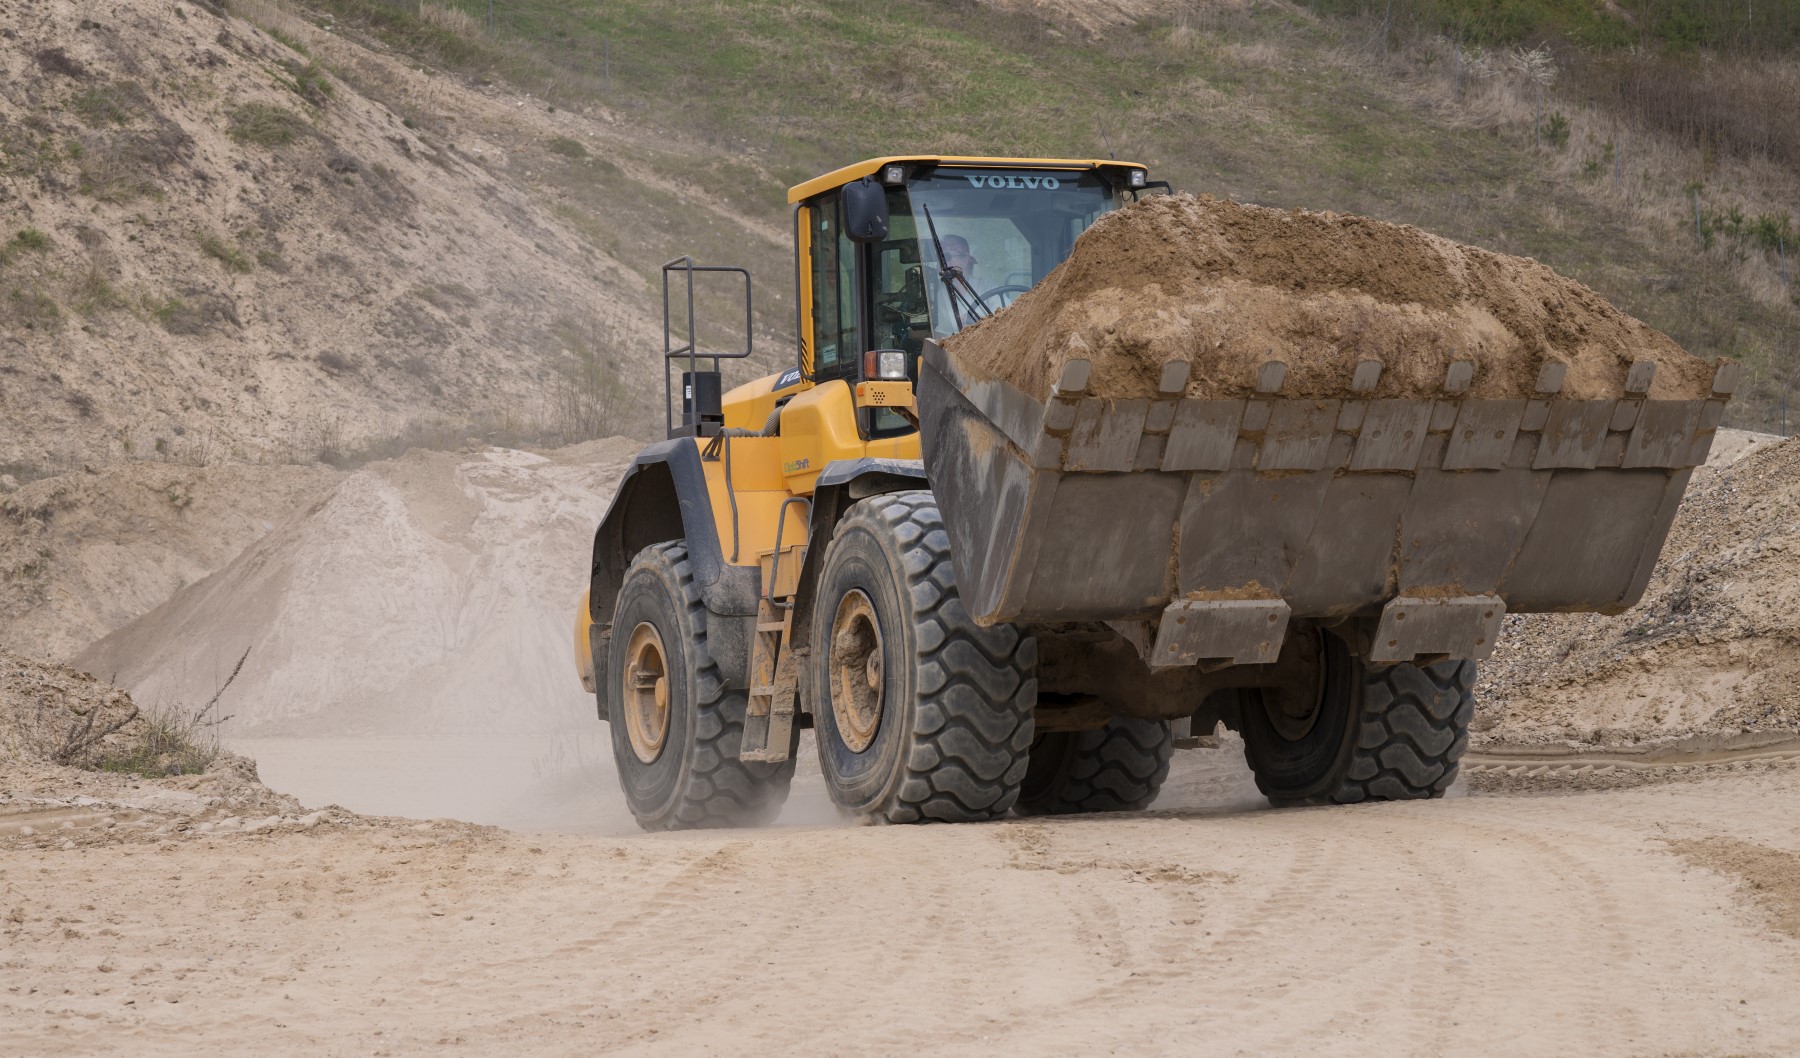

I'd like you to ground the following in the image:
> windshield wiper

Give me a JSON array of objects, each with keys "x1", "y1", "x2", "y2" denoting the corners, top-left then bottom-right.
[{"x1": 920, "y1": 203, "x2": 992, "y2": 331}]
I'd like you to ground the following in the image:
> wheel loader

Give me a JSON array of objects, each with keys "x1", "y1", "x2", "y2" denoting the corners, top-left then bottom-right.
[{"x1": 575, "y1": 155, "x2": 1736, "y2": 830}]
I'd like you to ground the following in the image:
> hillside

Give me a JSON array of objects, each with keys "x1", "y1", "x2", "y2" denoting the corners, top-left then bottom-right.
[
  {"x1": 5, "y1": 0, "x2": 1794, "y2": 478},
  {"x1": 0, "y1": 0, "x2": 794, "y2": 475},
  {"x1": 305, "y1": 0, "x2": 1799, "y2": 428}
]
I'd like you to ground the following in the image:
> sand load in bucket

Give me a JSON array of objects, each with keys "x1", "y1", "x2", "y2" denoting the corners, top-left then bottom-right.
[{"x1": 916, "y1": 193, "x2": 1738, "y2": 671}]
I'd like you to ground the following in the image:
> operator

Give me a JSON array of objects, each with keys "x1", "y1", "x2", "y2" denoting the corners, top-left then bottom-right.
[
  {"x1": 931, "y1": 233, "x2": 983, "y2": 333},
  {"x1": 940, "y1": 234, "x2": 978, "y2": 287}
]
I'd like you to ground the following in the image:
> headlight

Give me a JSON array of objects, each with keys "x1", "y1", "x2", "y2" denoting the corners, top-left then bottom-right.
[
  {"x1": 883, "y1": 164, "x2": 906, "y2": 185},
  {"x1": 1128, "y1": 169, "x2": 1147, "y2": 188},
  {"x1": 865, "y1": 349, "x2": 908, "y2": 380}
]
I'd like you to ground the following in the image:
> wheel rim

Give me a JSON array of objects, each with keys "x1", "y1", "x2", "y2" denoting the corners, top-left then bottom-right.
[
  {"x1": 622, "y1": 622, "x2": 671, "y2": 764},
  {"x1": 828, "y1": 589, "x2": 884, "y2": 754}
]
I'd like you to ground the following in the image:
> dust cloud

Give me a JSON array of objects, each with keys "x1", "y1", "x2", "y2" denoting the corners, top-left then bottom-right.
[{"x1": 71, "y1": 442, "x2": 648, "y2": 829}]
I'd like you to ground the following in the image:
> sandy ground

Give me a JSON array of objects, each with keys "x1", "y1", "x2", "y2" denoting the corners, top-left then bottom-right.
[{"x1": 5, "y1": 745, "x2": 1799, "y2": 1058}]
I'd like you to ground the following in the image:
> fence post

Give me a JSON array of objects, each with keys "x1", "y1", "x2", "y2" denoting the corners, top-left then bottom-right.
[
  {"x1": 766, "y1": 100, "x2": 788, "y2": 155},
  {"x1": 1692, "y1": 189, "x2": 1703, "y2": 246}
]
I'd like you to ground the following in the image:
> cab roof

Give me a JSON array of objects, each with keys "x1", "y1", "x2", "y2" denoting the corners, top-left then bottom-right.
[{"x1": 786, "y1": 156, "x2": 1147, "y2": 204}]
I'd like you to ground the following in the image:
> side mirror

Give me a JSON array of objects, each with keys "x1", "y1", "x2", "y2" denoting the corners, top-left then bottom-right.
[{"x1": 843, "y1": 176, "x2": 889, "y2": 243}]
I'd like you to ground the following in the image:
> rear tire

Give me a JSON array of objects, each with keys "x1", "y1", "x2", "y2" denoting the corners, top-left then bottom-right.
[
  {"x1": 808, "y1": 491, "x2": 1037, "y2": 824},
  {"x1": 607, "y1": 541, "x2": 795, "y2": 831},
  {"x1": 1016, "y1": 717, "x2": 1173, "y2": 816},
  {"x1": 1242, "y1": 631, "x2": 1475, "y2": 805}
]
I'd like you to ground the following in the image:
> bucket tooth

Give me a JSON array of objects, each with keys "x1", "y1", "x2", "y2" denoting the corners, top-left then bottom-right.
[
  {"x1": 1150, "y1": 599, "x2": 1290, "y2": 669},
  {"x1": 1370, "y1": 596, "x2": 1506, "y2": 664}
]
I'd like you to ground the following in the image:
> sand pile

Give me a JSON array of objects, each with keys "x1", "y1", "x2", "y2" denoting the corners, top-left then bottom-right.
[
  {"x1": 947, "y1": 193, "x2": 1712, "y2": 402},
  {"x1": 0, "y1": 461, "x2": 340, "y2": 662},
  {"x1": 1, "y1": 650, "x2": 324, "y2": 849},
  {"x1": 1475, "y1": 430, "x2": 1800, "y2": 747},
  {"x1": 77, "y1": 441, "x2": 638, "y2": 736},
  {"x1": 2, "y1": 649, "x2": 145, "y2": 770}
]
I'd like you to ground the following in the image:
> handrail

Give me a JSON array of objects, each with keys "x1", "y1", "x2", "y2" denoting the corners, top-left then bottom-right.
[
  {"x1": 765, "y1": 496, "x2": 813, "y2": 608},
  {"x1": 661, "y1": 256, "x2": 754, "y2": 437}
]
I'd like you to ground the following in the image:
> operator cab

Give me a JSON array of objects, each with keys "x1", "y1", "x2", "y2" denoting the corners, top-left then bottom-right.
[
  {"x1": 794, "y1": 157, "x2": 1156, "y2": 436},
  {"x1": 656, "y1": 157, "x2": 1156, "y2": 439}
]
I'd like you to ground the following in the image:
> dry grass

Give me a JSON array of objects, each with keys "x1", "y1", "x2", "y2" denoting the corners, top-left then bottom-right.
[
  {"x1": 93, "y1": 650, "x2": 245, "y2": 777},
  {"x1": 0, "y1": 650, "x2": 237, "y2": 776},
  {"x1": 418, "y1": 2, "x2": 484, "y2": 37}
]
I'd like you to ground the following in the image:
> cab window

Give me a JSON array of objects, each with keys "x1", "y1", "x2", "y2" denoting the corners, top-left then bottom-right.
[{"x1": 808, "y1": 194, "x2": 860, "y2": 381}]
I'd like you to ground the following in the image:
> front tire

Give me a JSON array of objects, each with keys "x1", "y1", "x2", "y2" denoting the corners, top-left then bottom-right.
[
  {"x1": 1016, "y1": 717, "x2": 1173, "y2": 816},
  {"x1": 808, "y1": 491, "x2": 1037, "y2": 824},
  {"x1": 607, "y1": 541, "x2": 795, "y2": 831},
  {"x1": 1241, "y1": 630, "x2": 1475, "y2": 805}
]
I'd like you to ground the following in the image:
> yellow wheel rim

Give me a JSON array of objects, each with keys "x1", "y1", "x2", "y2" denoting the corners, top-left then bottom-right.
[
  {"x1": 829, "y1": 590, "x2": 884, "y2": 753},
  {"x1": 623, "y1": 622, "x2": 671, "y2": 764}
]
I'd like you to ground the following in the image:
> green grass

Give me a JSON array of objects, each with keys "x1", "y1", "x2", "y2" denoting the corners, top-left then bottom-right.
[
  {"x1": 1313, "y1": 0, "x2": 1800, "y2": 51},
  {"x1": 0, "y1": 227, "x2": 51, "y2": 265}
]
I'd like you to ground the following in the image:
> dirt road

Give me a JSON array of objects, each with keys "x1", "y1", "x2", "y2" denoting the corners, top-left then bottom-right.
[{"x1": 5, "y1": 749, "x2": 1798, "y2": 1057}]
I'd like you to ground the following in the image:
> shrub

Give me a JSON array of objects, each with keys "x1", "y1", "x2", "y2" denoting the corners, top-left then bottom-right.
[
  {"x1": 1749, "y1": 213, "x2": 1794, "y2": 253},
  {"x1": 1545, "y1": 111, "x2": 1569, "y2": 148},
  {"x1": 33, "y1": 47, "x2": 87, "y2": 79},
  {"x1": 278, "y1": 60, "x2": 335, "y2": 107},
  {"x1": 4, "y1": 287, "x2": 61, "y2": 332},
  {"x1": 198, "y1": 232, "x2": 253, "y2": 273},
  {"x1": 0, "y1": 228, "x2": 51, "y2": 264},
  {"x1": 76, "y1": 135, "x2": 173, "y2": 203},
  {"x1": 227, "y1": 102, "x2": 304, "y2": 147},
  {"x1": 547, "y1": 136, "x2": 588, "y2": 159},
  {"x1": 70, "y1": 81, "x2": 146, "y2": 127},
  {"x1": 267, "y1": 26, "x2": 311, "y2": 56},
  {"x1": 316, "y1": 350, "x2": 356, "y2": 375},
  {"x1": 148, "y1": 295, "x2": 209, "y2": 335},
  {"x1": 74, "y1": 264, "x2": 122, "y2": 315}
]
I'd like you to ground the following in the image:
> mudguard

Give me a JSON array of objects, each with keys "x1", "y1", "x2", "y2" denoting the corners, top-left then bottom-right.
[{"x1": 788, "y1": 457, "x2": 929, "y2": 653}]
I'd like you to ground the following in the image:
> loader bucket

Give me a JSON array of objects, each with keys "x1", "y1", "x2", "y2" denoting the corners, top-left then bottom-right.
[{"x1": 916, "y1": 340, "x2": 1738, "y2": 667}]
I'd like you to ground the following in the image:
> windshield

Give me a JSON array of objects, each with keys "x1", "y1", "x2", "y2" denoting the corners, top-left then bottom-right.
[{"x1": 870, "y1": 168, "x2": 1117, "y2": 351}]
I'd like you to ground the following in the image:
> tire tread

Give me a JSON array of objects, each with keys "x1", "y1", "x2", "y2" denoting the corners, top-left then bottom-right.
[
  {"x1": 833, "y1": 491, "x2": 1036, "y2": 824},
  {"x1": 620, "y1": 542, "x2": 793, "y2": 831}
]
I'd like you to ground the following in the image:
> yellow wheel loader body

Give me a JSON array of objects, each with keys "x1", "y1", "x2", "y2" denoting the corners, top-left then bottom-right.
[{"x1": 573, "y1": 155, "x2": 1728, "y2": 827}]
